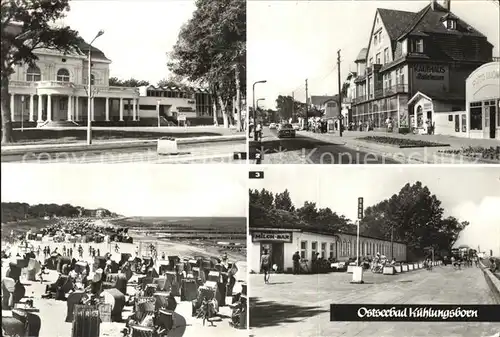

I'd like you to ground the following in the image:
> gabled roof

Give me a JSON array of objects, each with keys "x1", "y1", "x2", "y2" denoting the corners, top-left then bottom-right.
[
  {"x1": 399, "y1": 3, "x2": 488, "y2": 40},
  {"x1": 309, "y1": 95, "x2": 339, "y2": 106},
  {"x1": 377, "y1": 8, "x2": 417, "y2": 43}
]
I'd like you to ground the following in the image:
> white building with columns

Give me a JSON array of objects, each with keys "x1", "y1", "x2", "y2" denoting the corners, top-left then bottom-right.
[{"x1": 8, "y1": 40, "x2": 139, "y2": 126}]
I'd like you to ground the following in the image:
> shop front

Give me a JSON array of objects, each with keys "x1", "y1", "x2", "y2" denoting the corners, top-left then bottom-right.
[
  {"x1": 249, "y1": 229, "x2": 295, "y2": 273},
  {"x1": 465, "y1": 61, "x2": 500, "y2": 140}
]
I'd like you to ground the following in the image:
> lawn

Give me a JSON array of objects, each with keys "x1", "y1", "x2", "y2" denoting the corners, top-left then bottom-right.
[
  {"x1": 1, "y1": 128, "x2": 226, "y2": 146},
  {"x1": 438, "y1": 146, "x2": 500, "y2": 161},
  {"x1": 357, "y1": 136, "x2": 450, "y2": 148}
]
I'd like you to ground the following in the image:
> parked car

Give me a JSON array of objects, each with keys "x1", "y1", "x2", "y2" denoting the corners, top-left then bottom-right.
[
  {"x1": 292, "y1": 123, "x2": 300, "y2": 131},
  {"x1": 269, "y1": 123, "x2": 277, "y2": 129},
  {"x1": 277, "y1": 124, "x2": 296, "y2": 138}
]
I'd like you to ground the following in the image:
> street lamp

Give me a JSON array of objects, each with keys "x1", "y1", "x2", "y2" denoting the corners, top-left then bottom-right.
[
  {"x1": 86, "y1": 29, "x2": 104, "y2": 146},
  {"x1": 157, "y1": 100, "x2": 161, "y2": 128},
  {"x1": 252, "y1": 80, "x2": 267, "y2": 141}
]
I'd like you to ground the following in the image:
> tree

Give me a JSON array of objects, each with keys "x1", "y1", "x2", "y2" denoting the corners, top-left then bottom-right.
[
  {"x1": 108, "y1": 77, "x2": 149, "y2": 87},
  {"x1": 275, "y1": 95, "x2": 303, "y2": 122},
  {"x1": 274, "y1": 190, "x2": 295, "y2": 212},
  {"x1": 249, "y1": 188, "x2": 274, "y2": 209},
  {"x1": 360, "y1": 182, "x2": 466, "y2": 259},
  {"x1": 168, "y1": 0, "x2": 245, "y2": 130},
  {"x1": 1, "y1": 0, "x2": 80, "y2": 143},
  {"x1": 157, "y1": 76, "x2": 188, "y2": 90}
]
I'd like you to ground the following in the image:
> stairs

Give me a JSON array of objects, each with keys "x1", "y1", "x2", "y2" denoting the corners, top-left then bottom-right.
[{"x1": 38, "y1": 120, "x2": 80, "y2": 128}]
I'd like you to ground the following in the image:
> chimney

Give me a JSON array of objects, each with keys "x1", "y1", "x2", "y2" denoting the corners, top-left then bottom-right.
[{"x1": 443, "y1": 0, "x2": 450, "y2": 11}]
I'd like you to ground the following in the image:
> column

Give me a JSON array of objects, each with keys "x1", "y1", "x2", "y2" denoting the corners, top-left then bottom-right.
[
  {"x1": 10, "y1": 93, "x2": 15, "y2": 121},
  {"x1": 119, "y1": 98, "x2": 124, "y2": 121},
  {"x1": 91, "y1": 97, "x2": 95, "y2": 121},
  {"x1": 47, "y1": 94, "x2": 52, "y2": 121},
  {"x1": 67, "y1": 95, "x2": 73, "y2": 121},
  {"x1": 132, "y1": 98, "x2": 137, "y2": 121},
  {"x1": 29, "y1": 94, "x2": 34, "y2": 121},
  {"x1": 75, "y1": 96, "x2": 79, "y2": 121},
  {"x1": 105, "y1": 97, "x2": 110, "y2": 121},
  {"x1": 37, "y1": 94, "x2": 43, "y2": 122}
]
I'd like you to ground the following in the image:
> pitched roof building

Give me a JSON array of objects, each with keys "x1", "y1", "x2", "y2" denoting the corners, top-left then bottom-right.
[{"x1": 350, "y1": 0, "x2": 495, "y2": 136}]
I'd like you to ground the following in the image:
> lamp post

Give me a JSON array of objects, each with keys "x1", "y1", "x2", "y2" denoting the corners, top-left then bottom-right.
[
  {"x1": 391, "y1": 225, "x2": 394, "y2": 261},
  {"x1": 252, "y1": 80, "x2": 267, "y2": 141},
  {"x1": 86, "y1": 30, "x2": 104, "y2": 146},
  {"x1": 157, "y1": 100, "x2": 161, "y2": 128}
]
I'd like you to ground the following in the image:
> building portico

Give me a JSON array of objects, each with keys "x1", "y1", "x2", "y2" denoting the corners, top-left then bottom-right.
[{"x1": 9, "y1": 81, "x2": 139, "y2": 125}]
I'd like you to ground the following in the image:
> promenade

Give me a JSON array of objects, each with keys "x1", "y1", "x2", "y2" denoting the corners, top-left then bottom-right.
[{"x1": 249, "y1": 265, "x2": 500, "y2": 337}]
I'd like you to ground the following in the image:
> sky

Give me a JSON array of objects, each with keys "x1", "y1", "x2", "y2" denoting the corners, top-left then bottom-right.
[
  {"x1": 248, "y1": 0, "x2": 500, "y2": 110},
  {"x1": 249, "y1": 166, "x2": 500, "y2": 256},
  {"x1": 60, "y1": 0, "x2": 196, "y2": 84},
  {"x1": 1, "y1": 165, "x2": 247, "y2": 218}
]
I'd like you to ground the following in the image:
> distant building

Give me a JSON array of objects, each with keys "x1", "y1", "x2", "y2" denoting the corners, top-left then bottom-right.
[{"x1": 351, "y1": 0, "x2": 494, "y2": 132}]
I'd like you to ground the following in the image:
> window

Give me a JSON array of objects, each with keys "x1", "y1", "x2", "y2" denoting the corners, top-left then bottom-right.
[
  {"x1": 26, "y1": 65, "x2": 41, "y2": 82},
  {"x1": 470, "y1": 102, "x2": 482, "y2": 130},
  {"x1": 374, "y1": 35, "x2": 378, "y2": 45},
  {"x1": 448, "y1": 115, "x2": 453, "y2": 122},
  {"x1": 379, "y1": 31, "x2": 383, "y2": 43},
  {"x1": 376, "y1": 53, "x2": 381, "y2": 64},
  {"x1": 329, "y1": 243, "x2": 335, "y2": 259},
  {"x1": 446, "y1": 19, "x2": 456, "y2": 30},
  {"x1": 90, "y1": 74, "x2": 95, "y2": 85},
  {"x1": 369, "y1": 58, "x2": 373, "y2": 67},
  {"x1": 56, "y1": 68, "x2": 70, "y2": 82},
  {"x1": 311, "y1": 241, "x2": 318, "y2": 259},
  {"x1": 138, "y1": 105, "x2": 157, "y2": 110},
  {"x1": 411, "y1": 39, "x2": 424, "y2": 53},
  {"x1": 384, "y1": 48, "x2": 389, "y2": 64},
  {"x1": 300, "y1": 241, "x2": 308, "y2": 259},
  {"x1": 342, "y1": 240, "x2": 347, "y2": 256},
  {"x1": 321, "y1": 242, "x2": 326, "y2": 258}
]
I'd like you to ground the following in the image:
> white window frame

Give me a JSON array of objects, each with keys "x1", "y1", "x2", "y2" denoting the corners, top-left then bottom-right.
[
  {"x1": 321, "y1": 242, "x2": 327, "y2": 258},
  {"x1": 384, "y1": 48, "x2": 389, "y2": 64},
  {"x1": 311, "y1": 241, "x2": 318, "y2": 259},
  {"x1": 329, "y1": 243, "x2": 334, "y2": 259},
  {"x1": 26, "y1": 66, "x2": 41, "y2": 82},
  {"x1": 56, "y1": 68, "x2": 70, "y2": 82},
  {"x1": 300, "y1": 240, "x2": 308, "y2": 259}
]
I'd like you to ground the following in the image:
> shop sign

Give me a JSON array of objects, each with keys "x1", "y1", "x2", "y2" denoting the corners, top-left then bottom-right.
[
  {"x1": 471, "y1": 69, "x2": 500, "y2": 89},
  {"x1": 252, "y1": 231, "x2": 293, "y2": 243},
  {"x1": 413, "y1": 64, "x2": 446, "y2": 81}
]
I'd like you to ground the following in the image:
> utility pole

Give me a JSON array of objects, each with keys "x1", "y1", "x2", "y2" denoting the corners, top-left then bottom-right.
[
  {"x1": 337, "y1": 50, "x2": 343, "y2": 137},
  {"x1": 305, "y1": 79, "x2": 308, "y2": 130},
  {"x1": 292, "y1": 91, "x2": 295, "y2": 123}
]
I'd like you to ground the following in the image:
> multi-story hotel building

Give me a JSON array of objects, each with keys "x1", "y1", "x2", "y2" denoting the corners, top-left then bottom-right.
[{"x1": 351, "y1": 0, "x2": 494, "y2": 134}]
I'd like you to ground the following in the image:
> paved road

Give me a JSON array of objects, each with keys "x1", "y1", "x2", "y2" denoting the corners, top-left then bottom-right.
[
  {"x1": 1, "y1": 140, "x2": 245, "y2": 164},
  {"x1": 249, "y1": 266, "x2": 500, "y2": 337},
  {"x1": 249, "y1": 127, "x2": 399, "y2": 164}
]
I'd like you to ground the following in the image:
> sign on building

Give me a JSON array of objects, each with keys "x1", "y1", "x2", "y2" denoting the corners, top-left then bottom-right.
[{"x1": 252, "y1": 232, "x2": 293, "y2": 243}]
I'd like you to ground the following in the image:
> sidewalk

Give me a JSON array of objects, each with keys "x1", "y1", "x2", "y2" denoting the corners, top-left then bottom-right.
[
  {"x1": 250, "y1": 266, "x2": 498, "y2": 337},
  {"x1": 298, "y1": 130, "x2": 500, "y2": 164}
]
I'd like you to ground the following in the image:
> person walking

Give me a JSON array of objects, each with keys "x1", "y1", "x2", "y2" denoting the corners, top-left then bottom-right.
[
  {"x1": 260, "y1": 249, "x2": 271, "y2": 284},
  {"x1": 292, "y1": 251, "x2": 301, "y2": 275}
]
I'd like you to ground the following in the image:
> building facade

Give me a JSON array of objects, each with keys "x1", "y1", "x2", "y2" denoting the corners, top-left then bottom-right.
[
  {"x1": 137, "y1": 85, "x2": 213, "y2": 121},
  {"x1": 350, "y1": 0, "x2": 494, "y2": 132},
  {"x1": 249, "y1": 227, "x2": 407, "y2": 273},
  {"x1": 9, "y1": 44, "x2": 139, "y2": 125},
  {"x1": 8, "y1": 40, "x2": 217, "y2": 126}
]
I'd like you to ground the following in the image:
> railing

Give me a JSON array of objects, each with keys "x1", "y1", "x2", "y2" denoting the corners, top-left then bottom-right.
[
  {"x1": 353, "y1": 84, "x2": 408, "y2": 104},
  {"x1": 9, "y1": 80, "x2": 138, "y2": 94}
]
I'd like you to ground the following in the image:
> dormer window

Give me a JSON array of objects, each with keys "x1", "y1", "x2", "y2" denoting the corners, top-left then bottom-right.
[
  {"x1": 445, "y1": 19, "x2": 456, "y2": 30},
  {"x1": 410, "y1": 38, "x2": 424, "y2": 53}
]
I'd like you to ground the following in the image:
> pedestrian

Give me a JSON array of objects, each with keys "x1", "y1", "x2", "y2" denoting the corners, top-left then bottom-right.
[
  {"x1": 256, "y1": 122, "x2": 262, "y2": 141},
  {"x1": 490, "y1": 258, "x2": 497, "y2": 273},
  {"x1": 292, "y1": 251, "x2": 301, "y2": 275},
  {"x1": 260, "y1": 249, "x2": 271, "y2": 284}
]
